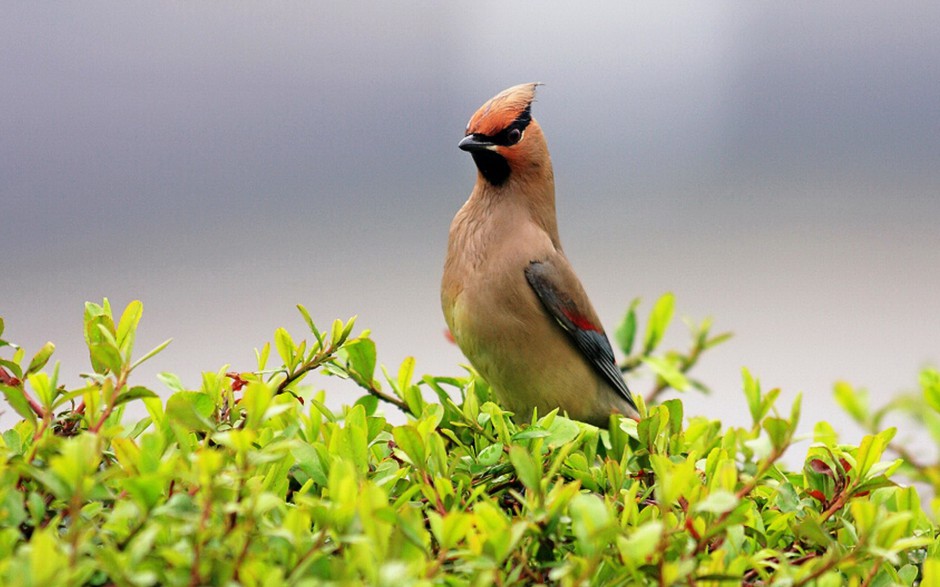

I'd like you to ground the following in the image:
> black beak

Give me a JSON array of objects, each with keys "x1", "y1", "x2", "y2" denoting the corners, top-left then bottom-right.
[{"x1": 458, "y1": 134, "x2": 495, "y2": 152}]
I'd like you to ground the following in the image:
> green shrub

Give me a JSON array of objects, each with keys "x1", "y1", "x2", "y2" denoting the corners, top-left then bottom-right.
[{"x1": 0, "y1": 298, "x2": 937, "y2": 586}]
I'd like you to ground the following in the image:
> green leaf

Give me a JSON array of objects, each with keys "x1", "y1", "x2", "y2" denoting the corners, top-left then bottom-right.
[
  {"x1": 511, "y1": 428, "x2": 549, "y2": 443},
  {"x1": 643, "y1": 356, "x2": 690, "y2": 392},
  {"x1": 255, "y1": 342, "x2": 271, "y2": 371},
  {"x1": 397, "y1": 356, "x2": 416, "y2": 397},
  {"x1": 922, "y1": 368, "x2": 940, "y2": 414},
  {"x1": 393, "y1": 425, "x2": 426, "y2": 468},
  {"x1": 274, "y1": 327, "x2": 296, "y2": 368},
  {"x1": 94, "y1": 320, "x2": 119, "y2": 348},
  {"x1": 403, "y1": 383, "x2": 425, "y2": 416},
  {"x1": 834, "y1": 380, "x2": 869, "y2": 424},
  {"x1": 924, "y1": 559, "x2": 940, "y2": 587},
  {"x1": 27, "y1": 371, "x2": 56, "y2": 410},
  {"x1": 346, "y1": 338, "x2": 376, "y2": 386},
  {"x1": 897, "y1": 564, "x2": 919, "y2": 585},
  {"x1": 855, "y1": 428, "x2": 896, "y2": 480},
  {"x1": 242, "y1": 381, "x2": 275, "y2": 429},
  {"x1": 26, "y1": 527, "x2": 70, "y2": 585},
  {"x1": 329, "y1": 318, "x2": 344, "y2": 348},
  {"x1": 614, "y1": 299, "x2": 640, "y2": 355},
  {"x1": 543, "y1": 415, "x2": 581, "y2": 449},
  {"x1": 130, "y1": 338, "x2": 172, "y2": 371},
  {"x1": 763, "y1": 417, "x2": 791, "y2": 452},
  {"x1": 83, "y1": 300, "x2": 115, "y2": 349},
  {"x1": 328, "y1": 316, "x2": 358, "y2": 349},
  {"x1": 329, "y1": 404, "x2": 369, "y2": 476},
  {"x1": 813, "y1": 420, "x2": 838, "y2": 444},
  {"x1": 296, "y1": 304, "x2": 323, "y2": 345},
  {"x1": 704, "y1": 331, "x2": 733, "y2": 350},
  {"x1": 113, "y1": 386, "x2": 159, "y2": 408},
  {"x1": 794, "y1": 518, "x2": 833, "y2": 547},
  {"x1": 775, "y1": 482, "x2": 800, "y2": 513},
  {"x1": 3, "y1": 429, "x2": 23, "y2": 454},
  {"x1": 650, "y1": 453, "x2": 699, "y2": 508},
  {"x1": 476, "y1": 443, "x2": 504, "y2": 466},
  {"x1": 789, "y1": 392, "x2": 802, "y2": 431},
  {"x1": 89, "y1": 343, "x2": 122, "y2": 374},
  {"x1": 569, "y1": 493, "x2": 611, "y2": 555},
  {"x1": 0, "y1": 383, "x2": 37, "y2": 423},
  {"x1": 48, "y1": 433, "x2": 102, "y2": 492},
  {"x1": 165, "y1": 391, "x2": 215, "y2": 432},
  {"x1": 618, "y1": 521, "x2": 664, "y2": 566},
  {"x1": 742, "y1": 367, "x2": 761, "y2": 423},
  {"x1": 744, "y1": 433, "x2": 773, "y2": 461},
  {"x1": 0, "y1": 358, "x2": 22, "y2": 380},
  {"x1": 157, "y1": 372, "x2": 187, "y2": 392},
  {"x1": 643, "y1": 292, "x2": 675, "y2": 354},
  {"x1": 123, "y1": 473, "x2": 165, "y2": 510},
  {"x1": 291, "y1": 443, "x2": 328, "y2": 487},
  {"x1": 637, "y1": 407, "x2": 665, "y2": 450},
  {"x1": 432, "y1": 511, "x2": 472, "y2": 551},
  {"x1": 26, "y1": 342, "x2": 55, "y2": 376},
  {"x1": 354, "y1": 393, "x2": 379, "y2": 415},
  {"x1": 606, "y1": 415, "x2": 631, "y2": 462},
  {"x1": 694, "y1": 490, "x2": 739, "y2": 514},
  {"x1": 508, "y1": 445, "x2": 541, "y2": 492},
  {"x1": 116, "y1": 300, "x2": 143, "y2": 358},
  {"x1": 339, "y1": 316, "x2": 357, "y2": 346},
  {"x1": 662, "y1": 398, "x2": 684, "y2": 435}
]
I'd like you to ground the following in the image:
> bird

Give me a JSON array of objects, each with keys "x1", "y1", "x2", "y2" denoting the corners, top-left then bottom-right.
[{"x1": 441, "y1": 82, "x2": 639, "y2": 427}]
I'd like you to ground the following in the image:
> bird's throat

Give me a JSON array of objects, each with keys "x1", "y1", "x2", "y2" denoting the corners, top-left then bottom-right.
[{"x1": 471, "y1": 150, "x2": 511, "y2": 186}]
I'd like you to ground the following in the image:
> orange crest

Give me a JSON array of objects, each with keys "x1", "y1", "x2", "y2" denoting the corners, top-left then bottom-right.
[{"x1": 465, "y1": 82, "x2": 541, "y2": 137}]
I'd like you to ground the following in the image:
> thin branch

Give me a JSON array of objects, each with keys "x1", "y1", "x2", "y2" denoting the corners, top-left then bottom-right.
[
  {"x1": 356, "y1": 377, "x2": 414, "y2": 416},
  {"x1": 0, "y1": 366, "x2": 45, "y2": 417},
  {"x1": 275, "y1": 354, "x2": 334, "y2": 396},
  {"x1": 274, "y1": 347, "x2": 415, "y2": 417},
  {"x1": 818, "y1": 487, "x2": 853, "y2": 524},
  {"x1": 0, "y1": 366, "x2": 20, "y2": 386},
  {"x1": 89, "y1": 370, "x2": 128, "y2": 433},
  {"x1": 860, "y1": 559, "x2": 881, "y2": 587},
  {"x1": 886, "y1": 440, "x2": 928, "y2": 470}
]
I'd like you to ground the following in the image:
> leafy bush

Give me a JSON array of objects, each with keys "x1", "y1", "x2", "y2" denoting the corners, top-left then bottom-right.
[{"x1": 0, "y1": 298, "x2": 937, "y2": 586}]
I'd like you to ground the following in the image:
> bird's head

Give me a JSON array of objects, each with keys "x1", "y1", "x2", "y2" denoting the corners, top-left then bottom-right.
[{"x1": 459, "y1": 82, "x2": 550, "y2": 187}]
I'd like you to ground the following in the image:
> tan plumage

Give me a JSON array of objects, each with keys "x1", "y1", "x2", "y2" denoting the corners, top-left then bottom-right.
[{"x1": 441, "y1": 83, "x2": 638, "y2": 427}]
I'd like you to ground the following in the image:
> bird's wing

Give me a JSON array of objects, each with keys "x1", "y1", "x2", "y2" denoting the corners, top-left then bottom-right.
[{"x1": 524, "y1": 259, "x2": 638, "y2": 412}]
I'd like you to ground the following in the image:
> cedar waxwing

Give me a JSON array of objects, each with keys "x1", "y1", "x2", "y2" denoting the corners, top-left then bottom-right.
[{"x1": 441, "y1": 83, "x2": 639, "y2": 427}]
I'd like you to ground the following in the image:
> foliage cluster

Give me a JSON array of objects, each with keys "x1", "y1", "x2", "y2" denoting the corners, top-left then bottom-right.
[{"x1": 0, "y1": 298, "x2": 938, "y2": 586}]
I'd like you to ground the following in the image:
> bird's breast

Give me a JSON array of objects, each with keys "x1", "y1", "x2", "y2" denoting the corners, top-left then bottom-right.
[{"x1": 445, "y1": 230, "x2": 554, "y2": 361}]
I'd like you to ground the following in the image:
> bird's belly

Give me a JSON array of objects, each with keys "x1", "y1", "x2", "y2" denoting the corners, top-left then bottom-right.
[{"x1": 451, "y1": 283, "x2": 606, "y2": 424}]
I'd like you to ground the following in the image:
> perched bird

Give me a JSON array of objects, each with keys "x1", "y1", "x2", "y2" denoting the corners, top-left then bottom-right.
[{"x1": 441, "y1": 83, "x2": 639, "y2": 427}]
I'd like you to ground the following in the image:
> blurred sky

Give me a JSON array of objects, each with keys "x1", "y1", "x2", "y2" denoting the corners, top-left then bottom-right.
[{"x1": 2, "y1": 3, "x2": 939, "y2": 443}]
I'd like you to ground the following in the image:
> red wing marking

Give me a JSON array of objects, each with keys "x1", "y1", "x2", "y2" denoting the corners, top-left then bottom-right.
[{"x1": 561, "y1": 307, "x2": 602, "y2": 332}]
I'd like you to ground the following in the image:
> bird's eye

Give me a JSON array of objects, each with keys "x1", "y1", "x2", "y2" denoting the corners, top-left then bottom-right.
[{"x1": 506, "y1": 128, "x2": 523, "y2": 145}]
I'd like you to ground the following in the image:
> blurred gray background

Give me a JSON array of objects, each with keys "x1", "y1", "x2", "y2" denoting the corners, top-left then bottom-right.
[{"x1": 2, "y1": 3, "x2": 938, "y2": 441}]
